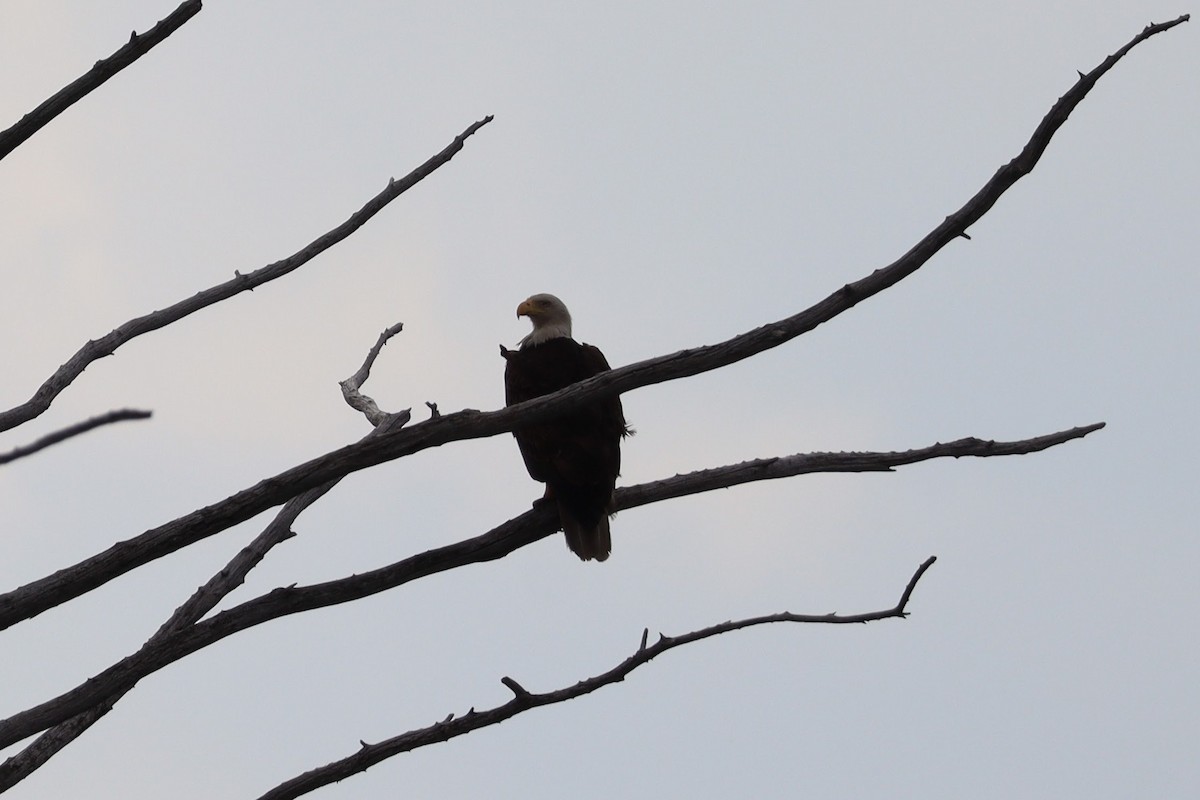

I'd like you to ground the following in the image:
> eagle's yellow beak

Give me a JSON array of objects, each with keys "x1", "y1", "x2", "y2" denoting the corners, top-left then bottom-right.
[{"x1": 516, "y1": 299, "x2": 535, "y2": 318}]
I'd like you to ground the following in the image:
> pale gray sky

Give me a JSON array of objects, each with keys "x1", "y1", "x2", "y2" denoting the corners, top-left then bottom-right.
[{"x1": 1, "y1": 2, "x2": 1197, "y2": 798}]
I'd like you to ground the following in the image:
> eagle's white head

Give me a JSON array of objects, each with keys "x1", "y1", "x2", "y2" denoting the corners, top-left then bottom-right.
[{"x1": 517, "y1": 293, "x2": 573, "y2": 347}]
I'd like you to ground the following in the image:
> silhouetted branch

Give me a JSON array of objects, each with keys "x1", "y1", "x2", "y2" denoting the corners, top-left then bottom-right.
[
  {"x1": 1, "y1": 14, "x2": 1183, "y2": 629},
  {"x1": 0, "y1": 18, "x2": 1183, "y2": 778},
  {"x1": 0, "y1": 698, "x2": 116, "y2": 795},
  {"x1": 0, "y1": 9, "x2": 1166, "y2": 629},
  {"x1": 0, "y1": 483, "x2": 331, "y2": 792},
  {"x1": 0, "y1": 115, "x2": 492, "y2": 436},
  {"x1": 0, "y1": 325, "x2": 413, "y2": 791},
  {"x1": 0, "y1": 424, "x2": 1098, "y2": 750},
  {"x1": 0, "y1": 1, "x2": 203, "y2": 164},
  {"x1": 0, "y1": 409, "x2": 151, "y2": 466},
  {"x1": 0, "y1": 10, "x2": 1186, "y2": 797},
  {"x1": 255, "y1": 557, "x2": 937, "y2": 800}
]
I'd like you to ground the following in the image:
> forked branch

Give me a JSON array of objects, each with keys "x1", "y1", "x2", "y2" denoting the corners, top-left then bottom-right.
[{"x1": 255, "y1": 557, "x2": 937, "y2": 800}]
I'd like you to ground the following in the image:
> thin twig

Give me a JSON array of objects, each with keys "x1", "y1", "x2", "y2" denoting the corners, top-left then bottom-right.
[
  {"x1": 0, "y1": 1, "x2": 203, "y2": 163},
  {"x1": 0, "y1": 409, "x2": 151, "y2": 466},
  {"x1": 255, "y1": 558, "x2": 936, "y2": 800},
  {"x1": 0, "y1": 424, "x2": 1098, "y2": 750}
]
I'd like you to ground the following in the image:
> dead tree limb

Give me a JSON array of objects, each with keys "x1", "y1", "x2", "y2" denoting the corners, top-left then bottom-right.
[
  {"x1": 0, "y1": 329, "x2": 412, "y2": 790},
  {"x1": 0, "y1": 409, "x2": 151, "y2": 466},
  {"x1": 254, "y1": 557, "x2": 937, "y2": 800},
  {"x1": 0, "y1": 0, "x2": 203, "y2": 164},
  {"x1": 0, "y1": 116, "x2": 491, "y2": 436},
  {"x1": 0, "y1": 11, "x2": 1177, "y2": 632},
  {"x1": 0, "y1": 423, "x2": 1098, "y2": 751},
  {"x1": 0, "y1": 17, "x2": 1184, "y2": 783},
  {"x1": 339, "y1": 323, "x2": 408, "y2": 427}
]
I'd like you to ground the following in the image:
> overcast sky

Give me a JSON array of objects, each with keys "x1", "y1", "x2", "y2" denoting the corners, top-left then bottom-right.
[{"x1": 1, "y1": 2, "x2": 1197, "y2": 798}]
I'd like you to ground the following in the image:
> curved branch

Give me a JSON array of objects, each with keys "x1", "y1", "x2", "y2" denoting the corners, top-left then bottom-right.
[
  {"x1": 0, "y1": 423, "x2": 1100, "y2": 750},
  {"x1": 0, "y1": 409, "x2": 151, "y2": 466},
  {"x1": 339, "y1": 323, "x2": 408, "y2": 427},
  {"x1": 0, "y1": 14, "x2": 1177, "y2": 628},
  {"x1": 0, "y1": 115, "x2": 492, "y2": 435},
  {"x1": 256, "y1": 557, "x2": 937, "y2": 800},
  {"x1": 0, "y1": 1, "x2": 203, "y2": 164}
]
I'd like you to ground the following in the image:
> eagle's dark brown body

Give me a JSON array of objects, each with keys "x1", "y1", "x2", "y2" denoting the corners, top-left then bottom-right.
[{"x1": 502, "y1": 337, "x2": 628, "y2": 561}]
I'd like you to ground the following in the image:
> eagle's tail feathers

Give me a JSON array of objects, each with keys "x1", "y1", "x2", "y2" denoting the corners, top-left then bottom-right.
[{"x1": 559, "y1": 502, "x2": 612, "y2": 562}]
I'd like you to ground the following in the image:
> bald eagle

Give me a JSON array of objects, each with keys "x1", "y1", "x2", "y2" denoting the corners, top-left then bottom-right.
[{"x1": 501, "y1": 294, "x2": 629, "y2": 561}]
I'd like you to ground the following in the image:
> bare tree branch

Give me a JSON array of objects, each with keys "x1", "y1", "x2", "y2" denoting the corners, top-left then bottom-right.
[
  {"x1": 0, "y1": 423, "x2": 1099, "y2": 750},
  {"x1": 339, "y1": 323, "x2": 408, "y2": 427},
  {"x1": 0, "y1": 326, "x2": 413, "y2": 791},
  {"x1": 0, "y1": 1, "x2": 203, "y2": 164},
  {"x1": 0, "y1": 409, "x2": 151, "y2": 466},
  {"x1": 185, "y1": 424, "x2": 1102, "y2": 641},
  {"x1": 0, "y1": 480, "x2": 338, "y2": 793},
  {"x1": 0, "y1": 116, "x2": 492, "y2": 436},
  {"x1": 0, "y1": 10, "x2": 1184, "y2": 796},
  {"x1": 255, "y1": 557, "x2": 938, "y2": 800},
  {"x1": 617, "y1": 422, "x2": 1107, "y2": 504},
  {"x1": 0, "y1": 11, "x2": 1174, "y2": 631},
  {"x1": 0, "y1": 19, "x2": 1180, "y2": 781}
]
